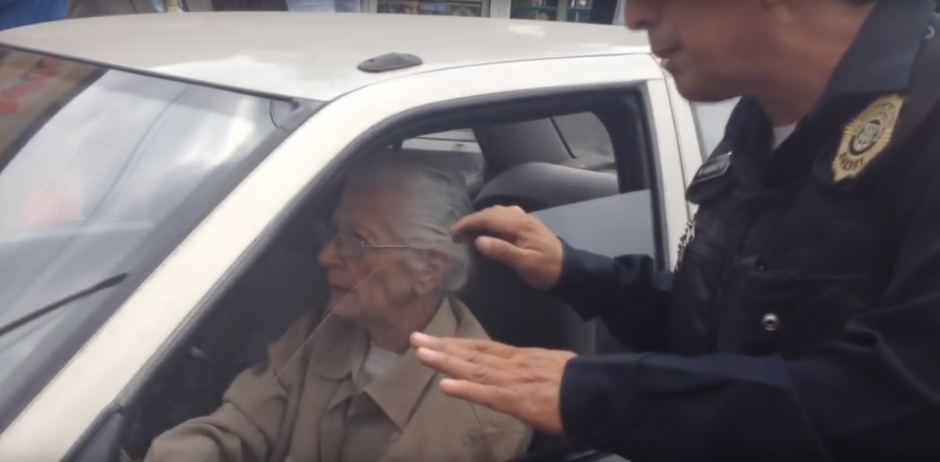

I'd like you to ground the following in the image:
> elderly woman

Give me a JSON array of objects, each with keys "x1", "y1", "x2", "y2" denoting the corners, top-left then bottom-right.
[{"x1": 144, "y1": 154, "x2": 532, "y2": 462}]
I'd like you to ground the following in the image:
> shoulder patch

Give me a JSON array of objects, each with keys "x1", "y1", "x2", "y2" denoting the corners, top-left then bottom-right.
[
  {"x1": 833, "y1": 93, "x2": 905, "y2": 182},
  {"x1": 690, "y1": 151, "x2": 732, "y2": 188}
]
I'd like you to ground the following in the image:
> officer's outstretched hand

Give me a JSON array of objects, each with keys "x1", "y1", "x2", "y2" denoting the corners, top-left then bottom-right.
[
  {"x1": 452, "y1": 205, "x2": 563, "y2": 291},
  {"x1": 411, "y1": 332, "x2": 574, "y2": 435}
]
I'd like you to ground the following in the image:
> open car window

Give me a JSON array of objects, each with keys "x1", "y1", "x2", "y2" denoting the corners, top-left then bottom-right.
[
  {"x1": 534, "y1": 190, "x2": 655, "y2": 258},
  {"x1": 400, "y1": 128, "x2": 487, "y2": 193},
  {"x1": 124, "y1": 88, "x2": 660, "y2": 462}
]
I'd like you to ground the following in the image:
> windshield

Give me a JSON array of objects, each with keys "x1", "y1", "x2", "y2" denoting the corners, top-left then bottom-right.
[{"x1": 0, "y1": 47, "x2": 316, "y2": 418}]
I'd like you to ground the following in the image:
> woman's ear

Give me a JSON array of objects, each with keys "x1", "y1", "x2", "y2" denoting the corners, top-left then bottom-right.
[{"x1": 414, "y1": 248, "x2": 452, "y2": 295}]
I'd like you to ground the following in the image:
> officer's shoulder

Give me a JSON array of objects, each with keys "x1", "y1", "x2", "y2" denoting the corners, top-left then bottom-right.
[{"x1": 815, "y1": 93, "x2": 940, "y2": 188}]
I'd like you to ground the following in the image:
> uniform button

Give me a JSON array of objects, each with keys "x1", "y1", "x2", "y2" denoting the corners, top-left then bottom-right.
[{"x1": 762, "y1": 313, "x2": 780, "y2": 331}]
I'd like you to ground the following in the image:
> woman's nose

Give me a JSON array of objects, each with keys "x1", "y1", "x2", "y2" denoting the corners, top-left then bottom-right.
[{"x1": 317, "y1": 238, "x2": 342, "y2": 267}]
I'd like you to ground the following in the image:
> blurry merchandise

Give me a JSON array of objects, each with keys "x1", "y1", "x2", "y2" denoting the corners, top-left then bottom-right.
[
  {"x1": 510, "y1": 0, "x2": 555, "y2": 21},
  {"x1": 208, "y1": 0, "x2": 287, "y2": 10},
  {"x1": 68, "y1": 0, "x2": 159, "y2": 17},
  {"x1": 377, "y1": 0, "x2": 482, "y2": 16},
  {"x1": 566, "y1": 0, "x2": 590, "y2": 22},
  {"x1": 286, "y1": 0, "x2": 361, "y2": 12}
]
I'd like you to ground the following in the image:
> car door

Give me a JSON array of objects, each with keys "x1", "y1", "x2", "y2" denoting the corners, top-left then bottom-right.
[{"x1": 664, "y1": 77, "x2": 738, "y2": 220}]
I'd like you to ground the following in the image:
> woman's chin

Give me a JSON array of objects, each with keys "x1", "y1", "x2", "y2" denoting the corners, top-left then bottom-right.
[{"x1": 328, "y1": 297, "x2": 359, "y2": 319}]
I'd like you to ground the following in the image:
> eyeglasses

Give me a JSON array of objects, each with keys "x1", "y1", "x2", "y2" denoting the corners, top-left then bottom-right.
[{"x1": 313, "y1": 222, "x2": 411, "y2": 261}]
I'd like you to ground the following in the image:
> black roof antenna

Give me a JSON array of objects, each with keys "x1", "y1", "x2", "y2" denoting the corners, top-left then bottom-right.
[{"x1": 358, "y1": 53, "x2": 423, "y2": 73}]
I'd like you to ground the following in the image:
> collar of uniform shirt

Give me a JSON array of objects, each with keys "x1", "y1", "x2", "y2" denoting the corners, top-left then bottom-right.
[
  {"x1": 311, "y1": 297, "x2": 458, "y2": 428},
  {"x1": 820, "y1": 0, "x2": 936, "y2": 100}
]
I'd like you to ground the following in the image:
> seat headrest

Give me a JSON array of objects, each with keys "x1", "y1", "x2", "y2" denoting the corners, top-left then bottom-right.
[{"x1": 457, "y1": 250, "x2": 596, "y2": 354}]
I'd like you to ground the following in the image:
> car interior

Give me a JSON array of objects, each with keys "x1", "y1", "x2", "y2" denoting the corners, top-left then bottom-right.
[{"x1": 104, "y1": 87, "x2": 666, "y2": 462}]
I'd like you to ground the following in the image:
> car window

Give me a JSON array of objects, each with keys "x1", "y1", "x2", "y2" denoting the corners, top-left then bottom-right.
[
  {"x1": 401, "y1": 129, "x2": 487, "y2": 190},
  {"x1": 552, "y1": 112, "x2": 614, "y2": 159},
  {"x1": 535, "y1": 191, "x2": 655, "y2": 258},
  {"x1": 0, "y1": 47, "x2": 318, "y2": 411},
  {"x1": 126, "y1": 100, "x2": 656, "y2": 462},
  {"x1": 691, "y1": 98, "x2": 739, "y2": 158}
]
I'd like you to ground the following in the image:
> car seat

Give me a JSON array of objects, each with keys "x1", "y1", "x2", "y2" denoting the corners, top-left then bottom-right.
[{"x1": 457, "y1": 249, "x2": 597, "y2": 455}]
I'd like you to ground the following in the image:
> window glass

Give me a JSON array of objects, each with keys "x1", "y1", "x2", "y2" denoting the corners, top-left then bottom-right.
[
  {"x1": 691, "y1": 98, "x2": 738, "y2": 158},
  {"x1": 536, "y1": 191, "x2": 654, "y2": 258},
  {"x1": 553, "y1": 112, "x2": 613, "y2": 159},
  {"x1": 401, "y1": 129, "x2": 486, "y2": 189},
  {"x1": 0, "y1": 47, "x2": 312, "y2": 415},
  {"x1": 286, "y1": 0, "x2": 364, "y2": 12},
  {"x1": 510, "y1": 0, "x2": 557, "y2": 20},
  {"x1": 377, "y1": 0, "x2": 486, "y2": 16},
  {"x1": 612, "y1": 0, "x2": 625, "y2": 25},
  {"x1": 566, "y1": 0, "x2": 591, "y2": 22},
  {"x1": 510, "y1": 0, "x2": 592, "y2": 21},
  {"x1": 402, "y1": 129, "x2": 479, "y2": 152}
]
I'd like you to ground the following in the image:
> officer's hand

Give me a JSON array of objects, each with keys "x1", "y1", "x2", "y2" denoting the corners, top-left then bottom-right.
[
  {"x1": 452, "y1": 205, "x2": 563, "y2": 291},
  {"x1": 411, "y1": 332, "x2": 574, "y2": 435}
]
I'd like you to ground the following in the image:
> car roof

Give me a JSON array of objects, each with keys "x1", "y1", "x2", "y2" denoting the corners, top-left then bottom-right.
[{"x1": 0, "y1": 12, "x2": 651, "y2": 101}]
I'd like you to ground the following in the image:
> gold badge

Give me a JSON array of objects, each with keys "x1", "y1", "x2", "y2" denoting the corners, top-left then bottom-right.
[{"x1": 832, "y1": 93, "x2": 905, "y2": 182}]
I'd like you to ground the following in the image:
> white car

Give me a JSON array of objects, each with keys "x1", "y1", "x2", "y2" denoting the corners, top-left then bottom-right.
[{"x1": 0, "y1": 12, "x2": 736, "y2": 462}]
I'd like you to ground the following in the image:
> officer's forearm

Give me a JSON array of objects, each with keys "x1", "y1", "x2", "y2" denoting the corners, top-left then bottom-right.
[{"x1": 548, "y1": 240, "x2": 672, "y2": 352}]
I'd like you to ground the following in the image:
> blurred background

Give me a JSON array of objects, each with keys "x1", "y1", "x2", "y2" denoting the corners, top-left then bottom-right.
[
  {"x1": 2, "y1": 0, "x2": 939, "y2": 43},
  {"x1": 2, "y1": 0, "x2": 626, "y2": 32}
]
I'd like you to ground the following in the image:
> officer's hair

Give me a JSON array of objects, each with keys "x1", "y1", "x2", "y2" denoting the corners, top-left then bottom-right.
[{"x1": 344, "y1": 152, "x2": 474, "y2": 293}]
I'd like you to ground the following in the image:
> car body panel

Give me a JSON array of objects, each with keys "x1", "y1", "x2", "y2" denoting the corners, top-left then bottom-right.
[
  {"x1": 663, "y1": 76, "x2": 706, "y2": 218},
  {"x1": 645, "y1": 78, "x2": 688, "y2": 269},
  {"x1": 0, "y1": 12, "x2": 651, "y2": 101}
]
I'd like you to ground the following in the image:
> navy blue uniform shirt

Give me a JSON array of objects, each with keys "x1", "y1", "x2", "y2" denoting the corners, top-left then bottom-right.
[{"x1": 552, "y1": 1, "x2": 940, "y2": 461}]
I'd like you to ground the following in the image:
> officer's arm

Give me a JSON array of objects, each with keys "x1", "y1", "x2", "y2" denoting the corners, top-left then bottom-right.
[
  {"x1": 548, "y1": 239, "x2": 672, "y2": 352},
  {"x1": 559, "y1": 180, "x2": 940, "y2": 461}
]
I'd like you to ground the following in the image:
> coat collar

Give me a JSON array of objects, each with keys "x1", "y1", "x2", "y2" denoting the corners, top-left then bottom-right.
[{"x1": 308, "y1": 296, "x2": 462, "y2": 429}]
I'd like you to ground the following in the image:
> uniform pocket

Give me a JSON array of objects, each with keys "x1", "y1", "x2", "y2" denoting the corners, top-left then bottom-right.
[{"x1": 719, "y1": 256, "x2": 873, "y2": 357}]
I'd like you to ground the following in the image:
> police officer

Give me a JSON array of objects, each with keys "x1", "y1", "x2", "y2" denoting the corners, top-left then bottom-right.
[{"x1": 410, "y1": 0, "x2": 940, "y2": 460}]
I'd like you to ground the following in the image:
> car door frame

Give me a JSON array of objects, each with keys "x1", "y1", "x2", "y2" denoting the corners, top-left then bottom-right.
[
  {"x1": 0, "y1": 52, "x2": 685, "y2": 461},
  {"x1": 663, "y1": 76, "x2": 707, "y2": 193}
]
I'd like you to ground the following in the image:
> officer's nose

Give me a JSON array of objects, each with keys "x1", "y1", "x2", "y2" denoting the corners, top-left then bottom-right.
[{"x1": 624, "y1": 0, "x2": 661, "y2": 31}]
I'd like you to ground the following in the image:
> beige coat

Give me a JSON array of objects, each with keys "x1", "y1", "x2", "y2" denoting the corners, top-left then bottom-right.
[{"x1": 145, "y1": 297, "x2": 532, "y2": 462}]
